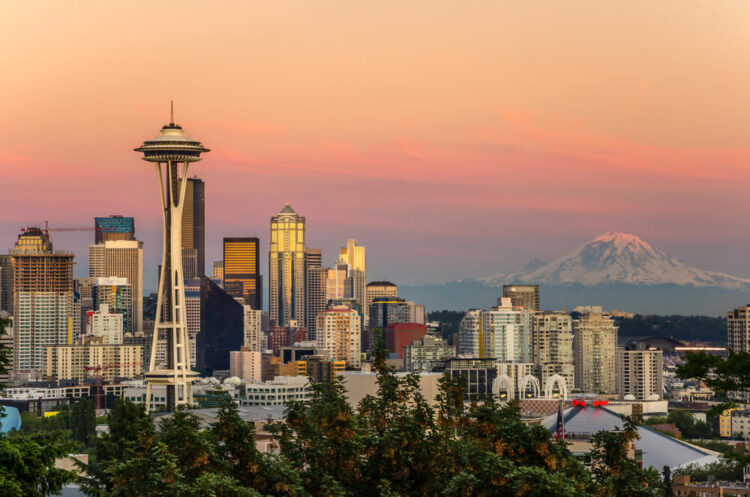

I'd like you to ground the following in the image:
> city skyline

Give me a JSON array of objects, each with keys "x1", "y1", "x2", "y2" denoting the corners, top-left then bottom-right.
[{"x1": 3, "y1": 2, "x2": 750, "y2": 289}]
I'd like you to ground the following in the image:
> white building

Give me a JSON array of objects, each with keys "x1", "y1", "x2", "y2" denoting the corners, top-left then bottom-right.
[
  {"x1": 316, "y1": 306, "x2": 361, "y2": 368},
  {"x1": 89, "y1": 304, "x2": 123, "y2": 345},
  {"x1": 457, "y1": 299, "x2": 532, "y2": 362},
  {"x1": 241, "y1": 376, "x2": 311, "y2": 406},
  {"x1": 616, "y1": 345, "x2": 664, "y2": 400},
  {"x1": 244, "y1": 306, "x2": 263, "y2": 352}
]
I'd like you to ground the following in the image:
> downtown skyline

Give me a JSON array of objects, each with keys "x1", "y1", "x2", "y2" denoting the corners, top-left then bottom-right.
[{"x1": 3, "y1": 2, "x2": 750, "y2": 289}]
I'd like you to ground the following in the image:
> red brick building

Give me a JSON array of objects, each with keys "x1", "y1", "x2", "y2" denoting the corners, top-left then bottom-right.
[{"x1": 385, "y1": 323, "x2": 427, "y2": 359}]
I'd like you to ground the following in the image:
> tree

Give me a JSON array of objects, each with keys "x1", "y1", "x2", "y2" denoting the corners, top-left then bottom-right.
[
  {"x1": 70, "y1": 399, "x2": 96, "y2": 448},
  {"x1": 662, "y1": 466, "x2": 673, "y2": 497},
  {"x1": 676, "y1": 351, "x2": 750, "y2": 413},
  {"x1": 0, "y1": 317, "x2": 76, "y2": 496}
]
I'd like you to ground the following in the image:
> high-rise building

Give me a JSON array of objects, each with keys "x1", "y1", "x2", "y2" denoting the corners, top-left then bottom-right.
[
  {"x1": 229, "y1": 347, "x2": 262, "y2": 381},
  {"x1": 181, "y1": 177, "x2": 205, "y2": 276},
  {"x1": 385, "y1": 323, "x2": 427, "y2": 359},
  {"x1": 94, "y1": 215, "x2": 135, "y2": 244},
  {"x1": 316, "y1": 306, "x2": 361, "y2": 368},
  {"x1": 457, "y1": 298, "x2": 532, "y2": 363},
  {"x1": 304, "y1": 249, "x2": 325, "y2": 338},
  {"x1": 195, "y1": 276, "x2": 244, "y2": 373},
  {"x1": 212, "y1": 260, "x2": 224, "y2": 284},
  {"x1": 339, "y1": 239, "x2": 366, "y2": 322},
  {"x1": 502, "y1": 285, "x2": 539, "y2": 312},
  {"x1": 406, "y1": 302, "x2": 426, "y2": 324},
  {"x1": 727, "y1": 305, "x2": 750, "y2": 353},
  {"x1": 366, "y1": 281, "x2": 398, "y2": 316},
  {"x1": 135, "y1": 109, "x2": 208, "y2": 411},
  {"x1": 11, "y1": 228, "x2": 74, "y2": 376},
  {"x1": 89, "y1": 240, "x2": 143, "y2": 332},
  {"x1": 223, "y1": 237, "x2": 261, "y2": 310},
  {"x1": 185, "y1": 278, "x2": 202, "y2": 367},
  {"x1": 574, "y1": 311, "x2": 618, "y2": 394},
  {"x1": 269, "y1": 203, "x2": 306, "y2": 327},
  {"x1": 0, "y1": 255, "x2": 14, "y2": 314},
  {"x1": 532, "y1": 311, "x2": 574, "y2": 393},
  {"x1": 326, "y1": 261, "x2": 349, "y2": 300},
  {"x1": 92, "y1": 277, "x2": 133, "y2": 334},
  {"x1": 181, "y1": 248, "x2": 199, "y2": 280},
  {"x1": 616, "y1": 344, "x2": 663, "y2": 400},
  {"x1": 89, "y1": 304, "x2": 124, "y2": 345},
  {"x1": 44, "y1": 335, "x2": 142, "y2": 383},
  {"x1": 243, "y1": 305, "x2": 263, "y2": 352}
]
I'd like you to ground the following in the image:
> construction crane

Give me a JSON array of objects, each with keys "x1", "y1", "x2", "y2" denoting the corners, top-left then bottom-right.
[
  {"x1": 84, "y1": 362, "x2": 142, "y2": 412},
  {"x1": 21, "y1": 220, "x2": 116, "y2": 239}
]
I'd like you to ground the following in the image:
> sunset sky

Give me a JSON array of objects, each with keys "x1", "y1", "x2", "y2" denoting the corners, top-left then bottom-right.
[{"x1": 2, "y1": 2, "x2": 750, "y2": 291}]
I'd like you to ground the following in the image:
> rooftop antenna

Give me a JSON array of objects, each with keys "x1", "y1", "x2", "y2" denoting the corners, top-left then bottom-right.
[{"x1": 170, "y1": 100, "x2": 174, "y2": 124}]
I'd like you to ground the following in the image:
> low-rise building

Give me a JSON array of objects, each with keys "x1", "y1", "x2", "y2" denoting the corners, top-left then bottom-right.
[
  {"x1": 673, "y1": 475, "x2": 750, "y2": 496},
  {"x1": 404, "y1": 335, "x2": 455, "y2": 372},
  {"x1": 731, "y1": 409, "x2": 750, "y2": 439},
  {"x1": 241, "y1": 376, "x2": 311, "y2": 407},
  {"x1": 43, "y1": 336, "x2": 142, "y2": 383}
]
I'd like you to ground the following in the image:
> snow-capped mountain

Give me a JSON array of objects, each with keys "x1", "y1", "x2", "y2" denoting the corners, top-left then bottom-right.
[{"x1": 480, "y1": 232, "x2": 750, "y2": 289}]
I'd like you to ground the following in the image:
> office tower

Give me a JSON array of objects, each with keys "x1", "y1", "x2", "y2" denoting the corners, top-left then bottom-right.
[
  {"x1": 574, "y1": 310, "x2": 618, "y2": 394},
  {"x1": 0, "y1": 255, "x2": 14, "y2": 314},
  {"x1": 369, "y1": 297, "x2": 409, "y2": 331},
  {"x1": 339, "y1": 239, "x2": 366, "y2": 322},
  {"x1": 268, "y1": 323, "x2": 306, "y2": 355},
  {"x1": 457, "y1": 298, "x2": 532, "y2": 362},
  {"x1": 212, "y1": 261, "x2": 224, "y2": 284},
  {"x1": 181, "y1": 177, "x2": 205, "y2": 275},
  {"x1": 304, "y1": 249, "x2": 324, "y2": 338},
  {"x1": 384, "y1": 323, "x2": 427, "y2": 359},
  {"x1": 244, "y1": 306, "x2": 263, "y2": 352},
  {"x1": 11, "y1": 228, "x2": 74, "y2": 376},
  {"x1": 135, "y1": 109, "x2": 209, "y2": 411},
  {"x1": 616, "y1": 344, "x2": 663, "y2": 400},
  {"x1": 223, "y1": 237, "x2": 261, "y2": 310},
  {"x1": 95, "y1": 215, "x2": 135, "y2": 244},
  {"x1": 502, "y1": 285, "x2": 539, "y2": 312},
  {"x1": 406, "y1": 302, "x2": 426, "y2": 324},
  {"x1": 229, "y1": 347, "x2": 262, "y2": 381},
  {"x1": 326, "y1": 261, "x2": 348, "y2": 300},
  {"x1": 185, "y1": 278, "x2": 201, "y2": 367},
  {"x1": 44, "y1": 335, "x2": 142, "y2": 383},
  {"x1": 269, "y1": 203, "x2": 306, "y2": 327},
  {"x1": 532, "y1": 311, "x2": 574, "y2": 393},
  {"x1": 182, "y1": 248, "x2": 199, "y2": 279},
  {"x1": 92, "y1": 277, "x2": 133, "y2": 334},
  {"x1": 404, "y1": 335, "x2": 455, "y2": 372},
  {"x1": 89, "y1": 240, "x2": 143, "y2": 332},
  {"x1": 89, "y1": 304, "x2": 124, "y2": 344},
  {"x1": 195, "y1": 276, "x2": 244, "y2": 373},
  {"x1": 727, "y1": 305, "x2": 750, "y2": 352},
  {"x1": 316, "y1": 306, "x2": 361, "y2": 368},
  {"x1": 366, "y1": 281, "x2": 398, "y2": 315}
]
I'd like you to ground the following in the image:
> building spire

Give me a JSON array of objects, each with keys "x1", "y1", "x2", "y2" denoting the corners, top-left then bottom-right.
[{"x1": 170, "y1": 100, "x2": 174, "y2": 124}]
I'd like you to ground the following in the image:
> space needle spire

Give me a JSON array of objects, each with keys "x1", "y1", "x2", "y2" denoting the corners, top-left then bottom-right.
[{"x1": 135, "y1": 105, "x2": 209, "y2": 412}]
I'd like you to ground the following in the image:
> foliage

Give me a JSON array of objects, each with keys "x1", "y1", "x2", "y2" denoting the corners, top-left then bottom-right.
[
  {"x1": 0, "y1": 317, "x2": 76, "y2": 496},
  {"x1": 662, "y1": 466, "x2": 673, "y2": 497},
  {"x1": 674, "y1": 459, "x2": 745, "y2": 482},
  {"x1": 665, "y1": 409, "x2": 717, "y2": 439},
  {"x1": 676, "y1": 351, "x2": 750, "y2": 413},
  {"x1": 615, "y1": 314, "x2": 726, "y2": 343}
]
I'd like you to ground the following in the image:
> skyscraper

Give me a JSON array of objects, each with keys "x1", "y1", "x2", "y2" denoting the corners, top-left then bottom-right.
[
  {"x1": 727, "y1": 305, "x2": 750, "y2": 352},
  {"x1": 94, "y1": 215, "x2": 135, "y2": 244},
  {"x1": 181, "y1": 177, "x2": 205, "y2": 276},
  {"x1": 0, "y1": 254, "x2": 14, "y2": 314},
  {"x1": 316, "y1": 306, "x2": 361, "y2": 368},
  {"x1": 574, "y1": 310, "x2": 618, "y2": 394},
  {"x1": 457, "y1": 298, "x2": 533, "y2": 362},
  {"x1": 616, "y1": 344, "x2": 663, "y2": 400},
  {"x1": 339, "y1": 239, "x2": 367, "y2": 322},
  {"x1": 89, "y1": 240, "x2": 143, "y2": 332},
  {"x1": 11, "y1": 228, "x2": 74, "y2": 376},
  {"x1": 304, "y1": 248, "x2": 325, "y2": 338},
  {"x1": 532, "y1": 311, "x2": 573, "y2": 394},
  {"x1": 223, "y1": 237, "x2": 261, "y2": 310},
  {"x1": 269, "y1": 203, "x2": 306, "y2": 327},
  {"x1": 366, "y1": 281, "x2": 398, "y2": 315},
  {"x1": 135, "y1": 108, "x2": 209, "y2": 411},
  {"x1": 212, "y1": 260, "x2": 224, "y2": 284},
  {"x1": 502, "y1": 285, "x2": 539, "y2": 312},
  {"x1": 92, "y1": 277, "x2": 133, "y2": 333}
]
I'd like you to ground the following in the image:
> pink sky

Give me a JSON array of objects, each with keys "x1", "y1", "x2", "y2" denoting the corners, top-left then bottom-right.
[{"x1": 2, "y1": 1, "x2": 750, "y2": 289}]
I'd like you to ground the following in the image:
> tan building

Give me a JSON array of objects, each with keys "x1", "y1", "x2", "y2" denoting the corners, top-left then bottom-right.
[
  {"x1": 212, "y1": 260, "x2": 224, "y2": 284},
  {"x1": 339, "y1": 239, "x2": 367, "y2": 322},
  {"x1": 229, "y1": 347, "x2": 262, "y2": 381},
  {"x1": 719, "y1": 407, "x2": 739, "y2": 438},
  {"x1": 181, "y1": 177, "x2": 205, "y2": 277},
  {"x1": 316, "y1": 306, "x2": 361, "y2": 368},
  {"x1": 532, "y1": 311, "x2": 574, "y2": 391},
  {"x1": 574, "y1": 311, "x2": 618, "y2": 394},
  {"x1": 89, "y1": 240, "x2": 143, "y2": 332},
  {"x1": 224, "y1": 237, "x2": 261, "y2": 310},
  {"x1": 269, "y1": 203, "x2": 306, "y2": 327},
  {"x1": 502, "y1": 285, "x2": 539, "y2": 312},
  {"x1": 44, "y1": 336, "x2": 142, "y2": 383},
  {"x1": 244, "y1": 306, "x2": 263, "y2": 352},
  {"x1": 727, "y1": 305, "x2": 750, "y2": 352},
  {"x1": 12, "y1": 228, "x2": 74, "y2": 375},
  {"x1": 616, "y1": 344, "x2": 663, "y2": 400},
  {"x1": 366, "y1": 281, "x2": 398, "y2": 317}
]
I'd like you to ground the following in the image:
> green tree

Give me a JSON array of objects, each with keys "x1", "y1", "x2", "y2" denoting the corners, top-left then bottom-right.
[
  {"x1": 676, "y1": 351, "x2": 750, "y2": 413},
  {"x1": 662, "y1": 466, "x2": 673, "y2": 497},
  {"x1": 70, "y1": 399, "x2": 96, "y2": 448}
]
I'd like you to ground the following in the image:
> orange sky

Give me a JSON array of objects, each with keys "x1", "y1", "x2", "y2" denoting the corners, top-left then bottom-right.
[{"x1": 2, "y1": 1, "x2": 750, "y2": 287}]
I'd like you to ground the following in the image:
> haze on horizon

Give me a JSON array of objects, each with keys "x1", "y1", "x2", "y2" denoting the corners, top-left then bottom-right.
[{"x1": 2, "y1": 1, "x2": 750, "y2": 292}]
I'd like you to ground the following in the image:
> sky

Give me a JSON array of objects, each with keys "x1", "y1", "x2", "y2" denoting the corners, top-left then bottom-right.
[{"x1": 2, "y1": 1, "x2": 750, "y2": 292}]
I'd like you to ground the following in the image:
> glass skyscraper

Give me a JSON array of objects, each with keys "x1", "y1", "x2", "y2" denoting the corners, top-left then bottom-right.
[{"x1": 269, "y1": 203, "x2": 306, "y2": 327}]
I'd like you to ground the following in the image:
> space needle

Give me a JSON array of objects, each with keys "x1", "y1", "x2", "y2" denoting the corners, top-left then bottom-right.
[{"x1": 135, "y1": 104, "x2": 209, "y2": 412}]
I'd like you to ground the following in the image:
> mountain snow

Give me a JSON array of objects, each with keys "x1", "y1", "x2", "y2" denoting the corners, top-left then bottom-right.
[{"x1": 480, "y1": 232, "x2": 750, "y2": 289}]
